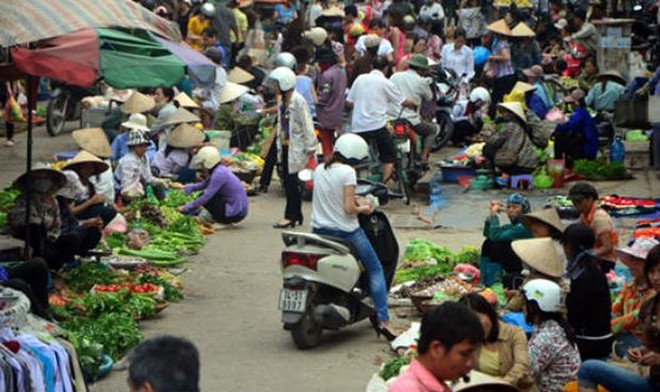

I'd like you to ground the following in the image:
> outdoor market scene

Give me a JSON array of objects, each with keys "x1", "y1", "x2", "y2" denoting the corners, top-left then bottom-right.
[{"x1": 0, "y1": 0, "x2": 659, "y2": 391}]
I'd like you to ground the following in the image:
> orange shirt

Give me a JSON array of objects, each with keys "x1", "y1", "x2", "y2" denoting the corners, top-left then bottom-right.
[{"x1": 580, "y1": 204, "x2": 618, "y2": 262}]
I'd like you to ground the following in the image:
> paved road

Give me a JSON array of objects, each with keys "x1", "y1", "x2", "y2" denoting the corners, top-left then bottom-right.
[{"x1": 3, "y1": 123, "x2": 659, "y2": 391}]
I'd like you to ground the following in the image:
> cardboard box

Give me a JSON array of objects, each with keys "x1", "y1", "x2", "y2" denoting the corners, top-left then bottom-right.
[{"x1": 624, "y1": 140, "x2": 650, "y2": 169}]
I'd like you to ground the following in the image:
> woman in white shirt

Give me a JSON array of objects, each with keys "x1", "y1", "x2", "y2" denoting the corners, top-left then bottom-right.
[
  {"x1": 311, "y1": 133, "x2": 397, "y2": 341},
  {"x1": 440, "y1": 28, "x2": 475, "y2": 81}
]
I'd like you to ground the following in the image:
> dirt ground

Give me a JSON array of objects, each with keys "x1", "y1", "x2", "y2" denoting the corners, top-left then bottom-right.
[{"x1": 1, "y1": 124, "x2": 659, "y2": 391}]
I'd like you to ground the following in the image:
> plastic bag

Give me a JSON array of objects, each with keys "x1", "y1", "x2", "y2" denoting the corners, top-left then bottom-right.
[
  {"x1": 126, "y1": 229, "x2": 150, "y2": 250},
  {"x1": 121, "y1": 177, "x2": 144, "y2": 199},
  {"x1": 102, "y1": 213, "x2": 128, "y2": 236}
]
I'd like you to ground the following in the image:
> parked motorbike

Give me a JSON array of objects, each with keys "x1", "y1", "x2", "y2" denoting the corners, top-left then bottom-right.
[
  {"x1": 562, "y1": 39, "x2": 589, "y2": 78},
  {"x1": 278, "y1": 181, "x2": 399, "y2": 349},
  {"x1": 46, "y1": 82, "x2": 95, "y2": 136},
  {"x1": 389, "y1": 118, "x2": 426, "y2": 204},
  {"x1": 431, "y1": 66, "x2": 460, "y2": 152}
]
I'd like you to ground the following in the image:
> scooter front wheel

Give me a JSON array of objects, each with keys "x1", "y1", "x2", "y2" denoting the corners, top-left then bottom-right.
[{"x1": 290, "y1": 307, "x2": 323, "y2": 349}]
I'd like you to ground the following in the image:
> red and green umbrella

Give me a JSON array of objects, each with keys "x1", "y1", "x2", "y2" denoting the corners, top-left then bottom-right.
[{"x1": 12, "y1": 27, "x2": 214, "y2": 89}]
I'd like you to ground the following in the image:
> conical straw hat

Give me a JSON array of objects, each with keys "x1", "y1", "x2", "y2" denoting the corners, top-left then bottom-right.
[
  {"x1": 487, "y1": 19, "x2": 512, "y2": 36},
  {"x1": 228, "y1": 67, "x2": 255, "y2": 84},
  {"x1": 511, "y1": 22, "x2": 535, "y2": 37},
  {"x1": 512, "y1": 238, "x2": 565, "y2": 278},
  {"x1": 162, "y1": 107, "x2": 201, "y2": 126},
  {"x1": 63, "y1": 150, "x2": 109, "y2": 176},
  {"x1": 167, "y1": 123, "x2": 206, "y2": 148},
  {"x1": 219, "y1": 82, "x2": 249, "y2": 104},
  {"x1": 453, "y1": 371, "x2": 518, "y2": 392},
  {"x1": 120, "y1": 91, "x2": 156, "y2": 114},
  {"x1": 513, "y1": 81, "x2": 536, "y2": 93},
  {"x1": 174, "y1": 92, "x2": 199, "y2": 108},
  {"x1": 497, "y1": 102, "x2": 527, "y2": 123},
  {"x1": 521, "y1": 208, "x2": 565, "y2": 235},
  {"x1": 72, "y1": 128, "x2": 112, "y2": 158},
  {"x1": 14, "y1": 163, "x2": 67, "y2": 193}
]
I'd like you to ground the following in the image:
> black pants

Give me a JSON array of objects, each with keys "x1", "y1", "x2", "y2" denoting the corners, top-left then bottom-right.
[
  {"x1": 76, "y1": 202, "x2": 117, "y2": 226},
  {"x1": 554, "y1": 130, "x2": 585, "y2": 168},
  {"x1": 3, "y1": 258, "x2": 50, "y2": 319},
  {"x1": 205, "y1": 194, "x2": 248, "y2": 224},
  {"x1": 489, "y1": 74, "x2": 517, "y2": 118},
  {"x1": 44, "y1": 227, "x2": 101, "y2": 270},
  {"x1": 281, "y1": 147, "x2": 303, "y2": 223},
  {"x1": 482, "y1": 238, "x2": 523, "y2": 289},
  {"x1": 259, "y1": 140, "x2": 278, "y2": 188}
]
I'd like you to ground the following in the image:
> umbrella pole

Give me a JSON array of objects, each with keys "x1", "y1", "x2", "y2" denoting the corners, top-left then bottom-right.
[{"x1": 23, "y1": 75, "x2": 34, "y2": 259}]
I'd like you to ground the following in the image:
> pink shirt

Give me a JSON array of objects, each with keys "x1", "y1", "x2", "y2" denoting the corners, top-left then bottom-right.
[{"x1": 388, "y1": 359, "x2": 453, "y2": 392}]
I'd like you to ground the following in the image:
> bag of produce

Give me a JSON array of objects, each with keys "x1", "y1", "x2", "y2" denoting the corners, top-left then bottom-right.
[{"x1": 126, "y1": 229, "x2": 150, "y2": 250}]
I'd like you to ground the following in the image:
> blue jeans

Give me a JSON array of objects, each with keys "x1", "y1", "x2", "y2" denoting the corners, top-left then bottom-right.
[
  {"x1": 613, "y1": 333, "x2": 643, "y2": 359},
  {"x1": 312, "y1": 227, "x2": 389, "y2": 322},
  {"x1": 578, "y1": 359, "x2": 660, "y2": 391}
]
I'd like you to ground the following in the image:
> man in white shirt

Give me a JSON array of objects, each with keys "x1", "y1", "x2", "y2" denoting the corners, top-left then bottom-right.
[
  {"x1": 419, "y1": 0, "x2": 445, "y2": 22},
  {"x1": 354, "y1": 19, "x2": 394, "y2": 63},
  {"x1": 347, "y1": 57, "x2": 416, "y2": 182},
  {"x1": 440, "y1": 28, "x2": 475, "y2": 81},
  {"x1": 389, "y1": 54, "x2": 438, "y2": 164}
]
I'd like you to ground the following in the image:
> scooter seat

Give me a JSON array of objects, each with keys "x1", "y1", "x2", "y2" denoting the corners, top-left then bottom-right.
[{"x1": 317, "y1": 235, "x2": 363, "y2": 267}]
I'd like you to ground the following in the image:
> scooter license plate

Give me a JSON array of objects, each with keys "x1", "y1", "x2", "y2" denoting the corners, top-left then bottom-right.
[{"x1": 278, "y1": 289, "x2": 308, "y2": 313}]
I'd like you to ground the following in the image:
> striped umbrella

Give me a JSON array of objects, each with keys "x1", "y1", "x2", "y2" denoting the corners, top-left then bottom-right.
[{"x1": 0, "y1": 0, "x2": 181, "y2": 46}]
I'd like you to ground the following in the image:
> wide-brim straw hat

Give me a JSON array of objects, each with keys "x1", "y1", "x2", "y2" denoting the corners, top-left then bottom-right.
[
  {"x1": 487, "y1": 19, "x2": 512, "y2": 36},
  {"x1": 72, "y1": 128, "x2": 112, "y2": 158},
  {"x1": 616, "y1": 237, "x2": 660, "y2": 265},
  {"x1": 598, "y1": 70, "x2": 627, "y2": 85},
  {"x1": 521, "y1": 208, "x2": 565, "y2": 235},
  {"x1": 512, "y1": 237, "x2": 565, "y2": 278},
  {"x1": 14, "y1": 163, "x2": 67, "y2": 193},
  {"x1": 497, "y1": 102, "x2": 527, "y2": 123},
  {"x1": 174, "y1": 92, "x2": 199, "y2": 109},
  {"x1": 63, "y1": 150, "x2": 110, "y2": 176},
  {"x1": 121, "y1": 113, "x2": 150, "y2": 132},
  {"x1": 453, "y1": 371, "x2": 519, "y2": 392},
  {"x1": 511, "y1": 22, "x2": 535, "y2": 37},
  {"x1": 219, "y1": 82, "x2": 249, "y2": 105},
  {"x1": 513, "y1": 81, "x2": 536, "y2": 93},
  {"x1": 167, "y1": 123, "x2": 206, "y2": 148},
  {"x1": 162, "y1": 107, "x2": 201, "y2": 126},
  {"x1": 228, "y1": 67, "x2": 255, "y2": 84},
  {"x1": 120, "y1": 91, "x2": 156, "y2": 114}
]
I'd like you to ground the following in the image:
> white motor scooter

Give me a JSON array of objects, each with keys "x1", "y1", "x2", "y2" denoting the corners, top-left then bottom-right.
[{"x1": 278, "y1": 182, "x2": 399, "y2": 349}]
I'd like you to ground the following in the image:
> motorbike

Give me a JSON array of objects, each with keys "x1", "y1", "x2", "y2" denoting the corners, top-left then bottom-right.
[
  {"x1": 278, "y1": 181, "x2": 399, "y2": 349},
  {"x1": 562, "y1": 39, "x2": 589, "y2": 78},
  {"x1": 431, "y1": 65, "x2": 460, "y2": 152},
  {"x1": 46, "y1": 82, "x2": 97, "y2": 136},
  {"x1": 388, "y1": 117, "x2": 426, "y2": 205}
]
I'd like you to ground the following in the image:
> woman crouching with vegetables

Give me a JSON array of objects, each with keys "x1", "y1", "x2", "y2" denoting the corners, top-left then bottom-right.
[
  {"x1": 177, "y1": 146, "x2": 248, "y2": 227},
  {"x1": 311, "y1": 133, "x2": 397, "y2": 341}
]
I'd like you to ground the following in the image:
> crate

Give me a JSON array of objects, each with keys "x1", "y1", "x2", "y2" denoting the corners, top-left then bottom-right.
[{"x1": 624, "y1": 141, "x2": 650, "y2": 170}]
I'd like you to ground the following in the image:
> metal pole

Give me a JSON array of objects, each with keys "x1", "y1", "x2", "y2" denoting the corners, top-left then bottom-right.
[{"x1": 23, "y1": 75, "x2": 33, "y2": 259}]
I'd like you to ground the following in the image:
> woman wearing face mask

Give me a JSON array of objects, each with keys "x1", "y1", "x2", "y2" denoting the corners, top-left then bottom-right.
[
  {"x1": 178, "y1": 146, "x2": 248, "y2": 227},
  {"x1": 611, "y1": 238, "x2": 658, "y2": 358},
  {"x1": 561, "y1": 223, "x2": 612, "y2": 361},
  {"x1": 483, "y1": 102, "x2": 538, "y2": 175},
  {"x1": 577, "y1": 245, "x2": 660, "y2": 392},
  {"x1": 479, "y1": 193, "x2": 532, "y2": 289}
]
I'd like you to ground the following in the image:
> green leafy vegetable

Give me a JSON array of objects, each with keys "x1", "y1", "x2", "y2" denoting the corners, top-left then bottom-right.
[
  {"x1": 379, "y1": 355, "x2": 411, "y2": 381},
  {"x1": 62, "y1": 313, "x2": 142, "y2": 361},
  {"x1": 573, "y1": 159, "x2": 627, "y2": 179},
  {"x1": 62, "y1": 263, "x2": 120, "y2": 293}
]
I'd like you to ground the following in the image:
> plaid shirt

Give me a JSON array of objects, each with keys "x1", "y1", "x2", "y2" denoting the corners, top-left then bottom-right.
[{"x1": 612, "y1": 279, "x2": 656, "y2": 337}]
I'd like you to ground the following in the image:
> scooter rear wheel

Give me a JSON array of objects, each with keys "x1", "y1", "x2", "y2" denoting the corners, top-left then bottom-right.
[{"x1": 290, "y1": 307, "x2": 323, "y2": 349}]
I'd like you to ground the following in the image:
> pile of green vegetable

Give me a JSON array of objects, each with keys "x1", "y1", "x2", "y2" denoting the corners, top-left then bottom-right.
[
  {"x1": 395, "y1": 241, "x2": 480, "y2": 285},
  {"x1": 573, "y1": 159, "x2": 627, "y2": 180},
  {"x1": 0, "y1": 187, "x2": 20, "y2": 229}
]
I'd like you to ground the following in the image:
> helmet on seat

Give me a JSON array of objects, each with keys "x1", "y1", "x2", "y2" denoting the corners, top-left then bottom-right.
[
  {"x1": 274, "y1": 52, "x2": 298, "y2": 71},
  {"x1": 469, "y1": 87, "x2": 491, "y2": 105},
  {"x1": 334, "y1": 133, "x2": 369, "y2": 163}
]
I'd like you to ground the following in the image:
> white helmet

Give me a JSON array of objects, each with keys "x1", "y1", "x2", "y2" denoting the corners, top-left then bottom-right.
[
  {"x1": 469, "y1": 87, "x2": 491, "y2": 105},
  {"x1": 274, "y1": 52, "x2": 297, "y2": 71},
  {"x1": 201, "y1": 2, "x2": 216, "y2": 17},
  {"x1": 522, "y1": 279, "x2": 562, "y2": 313},
  {"x1": 334, "y1": 133, "x2": 369, "y2": 162},
  {"x1": 191, "y1": 146, "x2": 221, "y2": 170},
  {"x1": 267, "y1": 67, "x2": 296, "y2": 92}
]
